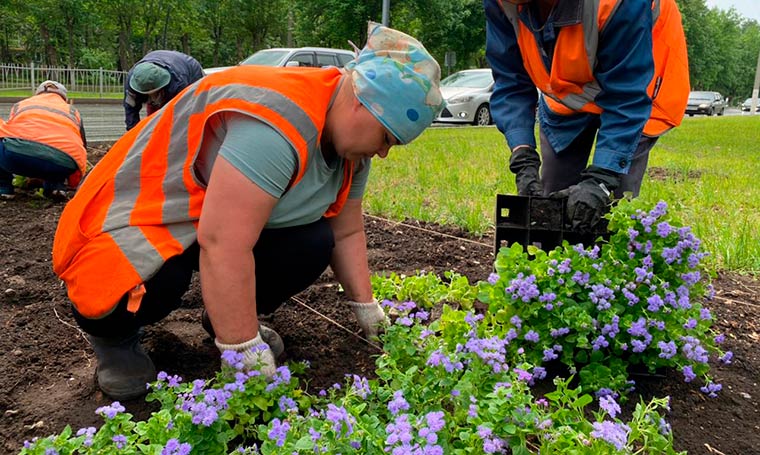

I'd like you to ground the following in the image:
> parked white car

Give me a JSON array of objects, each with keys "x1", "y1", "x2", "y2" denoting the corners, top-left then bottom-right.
[
  {"x1": 435, "y1": 69, "x2": 494, "y2": 126},
  {"x1": 205, "y1": 47, "x2": 355, "y2": 74}
]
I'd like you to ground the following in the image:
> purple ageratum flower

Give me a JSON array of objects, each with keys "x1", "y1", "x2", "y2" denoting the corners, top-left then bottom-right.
[
  {"x1": 96, "y1": 402, "x2": 126, "y2": 420},
  {"x1": 161, "y1": 439, "x2": 192, "y2": 455},
  {"x1": 506, "y1": 274, "x2": 540, "y2": 302},
  {"x1": 714, "y1": 334, "x2": 725, "y2": 344},
  {"x1": 309, "y1": 427, "x2": 322, "y2": 442},
  {"x1": 510, "y1": 315, "x2": 522, "y2": 329},
  {"x1": 539, "y1": 292, "x2": 556, "y2": 303},
  {"x1": 112, "y1": 434, "x2": 127, "y2": 450},
  {"x1": 543, "y1": 348, "x2": 558, "y2": 362},
  {"x1": 571, "y1": 271, "x2": 590, "y2": 286},
  {"x1": 657, "y1": 340, "x2": 677, "y2": 359},
  {"x1": 719, "y1": 351, "x2": 733, "y2": 364},
  {"x1": 487, "y1": 273, "x2": 500, "y2": 284},
  {"x1": 44, "y1": 449, "x2": 59, "y2": 455},
  {"x1": 388, "y1": 390, "x2": 410, "y2": 416},
  {"x1": 601, "y1": 316, "x2": 620, "y2": 338},
  {"x1": 662, "y1": 247, "x2": 680, "y2": 264},
  {"x1": 477, "y1": 425, "x2": 506, "y2": 454},
  {"x1": 550, "y1": 327, "x2": 570, "y2": 338},
  {"x1": 76, "y1": 427, "x2": 96, "y2": 448},
  {"x1": 628, "y1": 228, "x2": 639, "y2": 241},
  {"x1": 326, "y1": 403, "x2": 354, "y2": 436},
  {"x1": 591, "y1": 421, "x2": 630, "y2": 451},
  {"x1": 681, "y1": 336, "x2": 709, "y2": 363},
  {"x1": 589, "y1": 284, "x2": 615, "y2": 311},
  {"x1": 278, "y1": 395, "x2": 297, "y2": 413},
  {"x1": 592, "y1": 336, "x2": 609, "y2": 351},
  {"x1": 268, "y1": 418, "x2": 290, "y2": 447},
  {"x1": 265, "y1": 366, "x2": 292, "y2": 392},
  {"x1": 700, "y1": 382, "x2": 723, "y2": 398},
  {"x1": 650, "y1": 201, "x2": 668, "y2": 218},
  {"x1": 622, "y1": 288, "x2": 639, "y2": 306},
  {"x1": 532, "y1": 366, "x2": 547, "y2": 382},
  {"x1": 599, "y1": 395, "x2": 621, "y2": 418},
  {"x1": 558, "y1": 259, "x2": 572, "y2": 274},
  {"x1": 350, "y1": 374, "x2": 371, "y2": 399},
  {"x1": 221, "y1": 350, "x2": 245, "y2": 370},
  {"x1": 681, "y1": 271, "x2": 701, "y2": 287},
  {"x1": 682, "y1": 365, "x2": 696, "y2": 382},
  {"x1": 699, "y1": 308, "x2": 712, "y2": 320},
  {"x1": 646, "y1": 294, "x2": 664, "y2": 312},
  {"x1": 514, "y1": 368, "x2": 533, "y2": 382},
  {"x1": 426, "y1": 350, "x2": 463, "y2": 373},
  {"x1": 683, "y1": 318, "x2": 697, "y2": 330},
  {"x1": 524, "y1": 330, "x2": 540, "y2": 343},
  {"x1": 627, "y1": 317, "x2": 648, "y2": 337},
  {"x1": 656, "y1": 221, "x2": 673, "y2": 238},
  {"x1": 649, "y1": 319, "x2": 666, "y2": 331},
  {"x1": 385, "y1": 414, "x2": 414, "y2": 446}
]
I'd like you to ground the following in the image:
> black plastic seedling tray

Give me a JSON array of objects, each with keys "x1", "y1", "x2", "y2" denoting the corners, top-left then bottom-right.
[{"x1": 494, "y1": 194, "x2": 609, "y2": 255}]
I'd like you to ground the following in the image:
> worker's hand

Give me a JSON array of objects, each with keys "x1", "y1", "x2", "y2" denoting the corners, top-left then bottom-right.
[
  {"x1": 348, "y1": 299, "x2": 389, "y2": 340},
  {"x1": 550, "y1": 165, "x2": 621, "y2": 233},
  {"x1": 509, "y1": 146, "x2": 543, "y2": 196},
  {"x1": 215, "y1": 332, "x2": 276, "y2": 378}
]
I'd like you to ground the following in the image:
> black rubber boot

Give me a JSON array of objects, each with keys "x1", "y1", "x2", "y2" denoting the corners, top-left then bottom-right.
[
  {"x1": 88, "y1": 330, "x2": 156, "y2": 400},
  {"x1": 201, "y1": 309, "x2": 285, "y2": 358}
]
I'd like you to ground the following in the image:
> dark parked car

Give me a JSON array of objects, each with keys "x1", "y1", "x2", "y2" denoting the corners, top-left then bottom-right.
[
  {"x1": 685, "y1": 91, "x2": 726, "y2": 116},
  {"x1": 741, "y1": 97, "x2": 759, "y2": 112}
]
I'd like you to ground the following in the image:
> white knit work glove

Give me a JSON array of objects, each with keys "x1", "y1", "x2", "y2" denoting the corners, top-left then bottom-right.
[
  {"x1": 348, "y1": 299, "x2": 388, "y2": 339},
  {"x1": 215, "y1": 332, "x2": 276, "y2": 378}
]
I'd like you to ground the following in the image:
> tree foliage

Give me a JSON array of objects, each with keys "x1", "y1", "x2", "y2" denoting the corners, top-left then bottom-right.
[{"x1": 0, "y1": 0, "x2": 758, "y2": 100}]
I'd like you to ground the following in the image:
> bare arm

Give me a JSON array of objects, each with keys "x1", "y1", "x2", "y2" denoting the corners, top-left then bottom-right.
[
  {"x1": 197, "y1": 156, "x2": 277, "y2": 344},
  {"x1": 328, "y1": 198, "x2": 373, "y2": 302}
]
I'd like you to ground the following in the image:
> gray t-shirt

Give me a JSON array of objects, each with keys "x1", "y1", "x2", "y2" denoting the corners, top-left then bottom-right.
[{"x1": 196, "y1": 112, "x2": 370, "y2": 229}]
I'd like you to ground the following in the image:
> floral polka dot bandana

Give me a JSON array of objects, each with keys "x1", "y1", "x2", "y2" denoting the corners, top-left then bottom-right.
[{"x1": 345, "y1": 22, "x2": 444, "y2": 144}]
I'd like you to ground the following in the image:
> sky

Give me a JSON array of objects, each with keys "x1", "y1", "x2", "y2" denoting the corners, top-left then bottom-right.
[{"x1": 704, "y1": 0, "x2": 760, "y2": 22}]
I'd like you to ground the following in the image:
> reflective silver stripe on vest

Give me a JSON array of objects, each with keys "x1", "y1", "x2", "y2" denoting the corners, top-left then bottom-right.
[
  {"x1": 10, "y1": 104, "x2": 81, "y2": 126},
  {"x1": 104, "y1": 82, "x2": 320, "y2": 281},
  {"x1": 651, "y1": 0, "x2": 661, "y2": 23},
  {"x1": 500, "y1": 0, "x2": 629, "y2": 112}
]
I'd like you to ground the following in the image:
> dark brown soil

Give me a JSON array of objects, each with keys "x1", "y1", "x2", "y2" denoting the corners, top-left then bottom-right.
[{"x1": 0, "y1": 146, "x2": 758, "y2": 454}]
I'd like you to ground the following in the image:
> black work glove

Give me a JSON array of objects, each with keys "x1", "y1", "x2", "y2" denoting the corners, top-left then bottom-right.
[
  {"x1": 550, "y1": 166, "x2": 621, "y2": 233},
  {"x1": 509, "y1": 146, "x2": 543, "y2": 196}
]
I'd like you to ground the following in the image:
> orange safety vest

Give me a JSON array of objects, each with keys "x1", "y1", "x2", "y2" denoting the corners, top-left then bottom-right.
[
  {"x1": 499, "y1": 0, "x2": 689, "y2": 137},
  {"x1": 0, "y1": 93, "x2": 87, "y2": 185},
  {"x1": 53, "y1": 66, "x2": 354, "y2": 318}
]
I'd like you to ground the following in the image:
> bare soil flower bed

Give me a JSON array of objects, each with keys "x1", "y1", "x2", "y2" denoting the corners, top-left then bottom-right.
[{"x1": 0, "y1": 146, "x2": 758, "y2": 454}]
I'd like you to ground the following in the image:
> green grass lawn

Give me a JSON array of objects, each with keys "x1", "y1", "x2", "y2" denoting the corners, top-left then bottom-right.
[
  {"x1": 364, "y1": 116, "x2": 760, "y2": 272},
  {"x1": 0, "y1": 88, "x2": 122, "y2": 99}
]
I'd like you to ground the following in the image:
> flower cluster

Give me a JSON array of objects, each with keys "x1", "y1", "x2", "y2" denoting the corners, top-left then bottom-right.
[{"x1": 478, "y1": 199, "x2": 731, "y2": 395}]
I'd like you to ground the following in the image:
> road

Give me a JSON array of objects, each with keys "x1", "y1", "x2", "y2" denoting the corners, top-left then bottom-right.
[{"x1": 0, "y1": 100, "x2": 132, "y2": 143}]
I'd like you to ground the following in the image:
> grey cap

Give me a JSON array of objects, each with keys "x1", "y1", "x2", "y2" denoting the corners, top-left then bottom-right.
[{"x1": 36, "y1": 80, "x2": 68, "y2": 101}]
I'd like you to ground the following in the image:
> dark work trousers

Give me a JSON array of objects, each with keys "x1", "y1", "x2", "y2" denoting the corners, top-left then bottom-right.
[
  {"x1": 0, "y1": 139, "x2": 76, "y2": 193},
  {"x1": 72, "y1": 217, "x2": 335, "y2": 338},
  {"x1": 539, "y1": 124, "x2": 659, "y2": 199}
]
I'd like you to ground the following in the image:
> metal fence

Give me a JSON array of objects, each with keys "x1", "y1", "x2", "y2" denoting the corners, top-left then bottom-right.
[{"x1": 0, "y1": 63, "x2": 127, "y2": 96}]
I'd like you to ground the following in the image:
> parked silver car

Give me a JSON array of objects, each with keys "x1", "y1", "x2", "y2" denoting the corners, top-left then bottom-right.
[
  {"x1": 435, "y1": 69, "x2": 494, "y2": 126},
  {"x1": 205, "y1": 47, "x2": 355, "y2": 74},
  {"x1": 741, "y1": 97, "x2": 759, "y2": 112}
]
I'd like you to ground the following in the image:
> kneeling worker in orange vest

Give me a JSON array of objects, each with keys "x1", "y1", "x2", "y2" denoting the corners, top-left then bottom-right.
[
  {"x1": 486, "y1": 0, "x2": 689, "y2": 231},
  {"x1": 0, "y1": 81, "x2": 87, "y2": 200},
  {"x1": 52, "y1": 22, "x2": 443, "y2": 400}
]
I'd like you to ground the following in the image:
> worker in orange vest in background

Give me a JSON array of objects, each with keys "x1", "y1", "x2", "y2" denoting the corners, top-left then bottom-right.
[
  {"x1": 53, "y1": 22, "x2": 443, "y2": 401},
  {"x1": 0, "y1": 81, "x2": 87, "y2": 200},
  {"x1": 486, "y1": 0, "x2": 689, "y2": 231}
]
